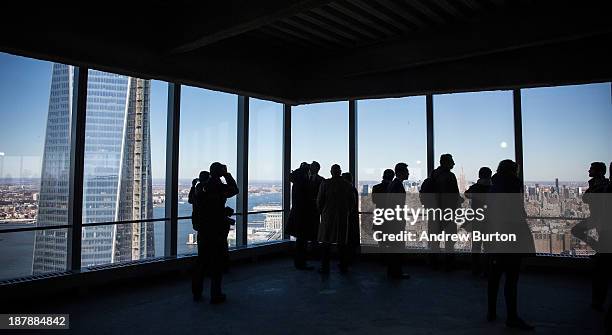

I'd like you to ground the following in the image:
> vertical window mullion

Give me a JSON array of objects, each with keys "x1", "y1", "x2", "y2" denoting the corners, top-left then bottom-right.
[
  {"x1": 349, "y1": 100, "x2": 358, "y2": 187},
  {"x1": 426, "y1": 95, "x2": 434, "y2": 176},
  {"x1": 67, "y1": 67, "x2": 88, "y2": 272},
  {"x1": 282, "y1": 104, "x2": 291, "y2": 240},
  {"x1": 165, "y1": 83, "x2": 180, "y2": 257},
  {"x1": 236, "y1": 96, "x2": 249, "y2": 246},
  {"x1": 513, "y1": 89, "x2": 524, "y2": 188}
]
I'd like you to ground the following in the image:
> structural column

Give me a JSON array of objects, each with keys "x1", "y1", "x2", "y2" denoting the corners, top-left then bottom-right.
[
  {"x1": 67, "y1": 67, "x2": 88, "y2": 272},
  {"x1": 426, "y1": 95, "x2": 435, "y2": 176},
  {"x1": 513, "y1": 89, "x2": 525, "y2": 188},
  {"x1": 349, "y1": 100, "x2": 358, "y2": 187},
  {"x1": 236, "y1": 96, "x2": 249, "y2": 246},
  {"x1": 165, "y1": 83, "x2": 180, "y2": 257},
  {"x1": 282, "y1": 104, "x2": 291, "y2": 240}
]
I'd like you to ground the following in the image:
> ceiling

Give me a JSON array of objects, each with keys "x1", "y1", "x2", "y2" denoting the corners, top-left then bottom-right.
[{"x1": 1, "y1": 0, "x2": 611, "y2": 105}]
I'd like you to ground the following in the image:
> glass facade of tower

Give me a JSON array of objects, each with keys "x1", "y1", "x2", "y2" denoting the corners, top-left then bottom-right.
[
  {"x1": 32, "y1": 63, "x2": 73, "y2": 274},
  {"x1": 32, "y1": 67, "x2": 154, "y2": 272},
  {"x1": 81, "y1": 70, "x2": 130, "y2": 267}
]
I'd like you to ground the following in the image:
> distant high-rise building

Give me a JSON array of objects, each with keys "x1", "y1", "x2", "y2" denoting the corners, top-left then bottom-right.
[
  {"x1": 264, "y1": 212, "x2": 283, "y2": 231},
  {"x1": 361, "y1": 184, "x2": 369, "y2": 196},
  {"x1": 458, "y1": 166, "x2": 467, "y2": 193},
  {"x1": 528, "y1": 187, "x2": 536, "y2": 197},
  {"x1": 33, "y1": 65, "x2": 154, "y2": 274},
  {"x1": 253, "y1": 204, "x2": 283, "y2": 231},
  {"x1": 555, "y1": 178, "x2": 559, "y2": 194}
]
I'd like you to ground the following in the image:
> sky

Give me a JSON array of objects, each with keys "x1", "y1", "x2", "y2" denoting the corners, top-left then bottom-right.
[{"x1": 1, "y1": 52, "x2": 611, "y2": 183}]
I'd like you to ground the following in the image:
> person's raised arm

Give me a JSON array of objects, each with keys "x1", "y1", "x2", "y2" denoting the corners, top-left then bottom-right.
[{"x1": 223, "y1": 173, "x2": 240, "y2": 198}]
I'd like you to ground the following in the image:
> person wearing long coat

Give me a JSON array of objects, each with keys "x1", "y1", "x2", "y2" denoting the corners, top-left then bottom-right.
[
  {"x1": 342, "y1": 172, "x2": 361, "y2": 261},
  {"x1": 309, "y1": 161, "x2": 325, "y2": 237},
  {"x1": 485, "y1": 159, "x2": 535, "y2": 330},
  {"x1": 317, "y1": 165, "x2": 355, "y2": 273},
  {"x1": 286, "y1": 163, "x2": 317, "y2": 269}
]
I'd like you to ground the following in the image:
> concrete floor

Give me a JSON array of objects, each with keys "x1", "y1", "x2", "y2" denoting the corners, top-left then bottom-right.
[{"x1": 6, "y1": 257, "x2": 606, "y2": 334}]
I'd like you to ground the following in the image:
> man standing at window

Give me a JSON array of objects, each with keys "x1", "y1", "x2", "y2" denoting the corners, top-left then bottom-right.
[
  {"x1": 430, "y1": 154, "x2": 463, "y2": 271},
  {"x1": 192, "y1": 162, "x2": 239, "y2": 304},
  {"x1": 384, "y1": 163, "x2": 411, "y2": 279}
]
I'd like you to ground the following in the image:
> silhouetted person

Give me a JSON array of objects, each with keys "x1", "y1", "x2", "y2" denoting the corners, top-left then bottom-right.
[
  {"x1": 571, "y1": 162, "x2": 609, "y2": 251},
  {"x1": 372, "y1": 169, "x2": 394, "y2": 244},
  {"x1": 486, "y1": 159, "x2": 534, "y2": 330},
  {"x1": 317, "y1": 165, "x2": 355, "y2": 274},
  {"x1": 605, "y1": 162, "x2": 612, "y2": 333},
  {"x1": 372, "y1": 169, "x2": 394, "y2": 209},
  {"x1": 384, "y1": 163, "x2": 410, "y2": 279},
  {"x1": 429, "y1": 154, "x2": 463, "y2": 270},
  {"x1": 287, "y1": 162, "x2": 317, "y2": 270},
  {"x1": 464, "y1": 167, "x2": 492, "y2": 276},
  {"x1": 571, "y1": 162, "x2": 610, "y2": 311},
  {"x1": 342, "y1": 172, "x2": 361, "y2": 267},
  {"x1": 309, "y1": 161, "x2": 325, "y2": 258},
  {"x1": 310, "y1": 161, "x2": 325, "y2": 205},
  {"x1": 192, "y1": 162, "x2": 238, "y2": 304}
]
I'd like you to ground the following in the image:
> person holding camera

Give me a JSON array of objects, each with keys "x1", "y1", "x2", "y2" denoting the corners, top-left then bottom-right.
[{"x1": 192, "y1": 162, "x2": 239, "y2": 304}]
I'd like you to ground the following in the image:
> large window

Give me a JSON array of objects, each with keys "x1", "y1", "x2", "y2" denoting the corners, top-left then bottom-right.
[
  {"x1": 434, "y1": 90, "x2": 514, "y2": 251},
  {"x1": 522, "y1": 83, "x2": 612, "y2": 255},
  {"x1": 292, "y1": 102, "x2": 348, "y2": 177},
  {"x1": 81, "y1": 70, "x2": 167, "y2": 268},
  {"x1": 248, "y1": 98, "x2": 283, "y2": 244},
  {"x1": 178, "y1": 86, "x2": 237, "y2": 253},
  {"x1": 434, "y1": 90, "x2": 515, "y2": 192},
  {"x1": 357, "y1": 97, "x2": 427, "y2": 245},
  {"x1": 0, "y1": 53, "x2": 68, "y2": 280}
]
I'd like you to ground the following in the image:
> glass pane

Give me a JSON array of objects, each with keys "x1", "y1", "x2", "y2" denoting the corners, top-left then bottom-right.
[
  {"x1": 1, "y1": 228, "x2": 68, "y2": 280},
  {"x1": 178, "y1": 86, "x2": 237, "y2": 254},
  {"x1": 292, "y1": 101, "x2": 348, "y2": 177},
  {"x1": 150, "y1": 81, "x2": 168, "y2": 220},
  {"x1": 522, "y1": 83, "x2": 612, "y2": 256},
  {"x1": 357, "y1": 97, "x2": 427, "y2": 244},
  {"x1": 522, "y1": 83, "x2": 612, "y2": 218},
  {"x1": 434, "y1": 90, "x2": 515, "y2": 193},
  {"x1": 434, "y1": 90, "x2": 515, "y2": 251},
  {"x1": 0, "y1": 53, "x2": 70, "y2": 277},
  {"x1": 248, "y1": 98, "x2": 283, "y2": 244},
  {"x1": 81, "y1": 70, "x2": 165, "y2": 267},
  {"x1": 247, "y1": 212, "x2": 283, "y2": 245}
]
